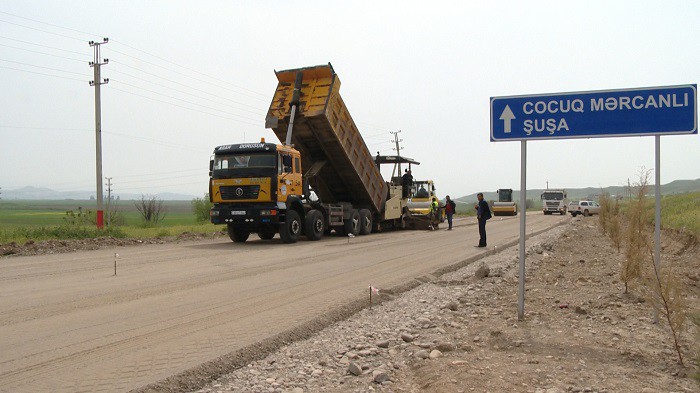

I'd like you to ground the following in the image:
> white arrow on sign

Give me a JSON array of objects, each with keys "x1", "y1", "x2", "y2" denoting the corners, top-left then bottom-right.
[{"x1": 499, "y1": 105, "x2": 515, "y2": 133}]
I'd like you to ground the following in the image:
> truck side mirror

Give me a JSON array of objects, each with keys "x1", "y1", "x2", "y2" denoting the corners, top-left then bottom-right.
[{"x1": 209, "y1": 159, "x2": 214, "y2": 171}]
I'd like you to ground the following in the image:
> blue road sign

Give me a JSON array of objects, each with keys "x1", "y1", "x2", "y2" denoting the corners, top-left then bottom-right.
[{"x1": 490, "y1": 85, "x2": 697, "y2": 141}]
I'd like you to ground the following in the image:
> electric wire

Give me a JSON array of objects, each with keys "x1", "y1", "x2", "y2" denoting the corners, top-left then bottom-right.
[
  {"x1": 0, "y1": 42, "x2": 89, "y2": 62},
  {"x1": 108, "y1": 69, "x2": 266, "y2": 116},
  {"x1": 0, "y1": 65, "x2": 87, "y2": 82},
  {"x1": 109, "y1": 86, "x2": 260, "y2": 126},
  {"x1": 0, "y1": 18, "x2": 87, "y2": 42},
  {"x1": 110, "y1": 79, "x2": 262, "y2": 122},
  {"x1": 108, "y1": 47, "x2": 267, "y2": 101},
  {"x1": 107, "y1": 60, "x2": 265, "y2": 111},
  {"x1": 0, "y1": 34, "x2": 87, "y2": 55},
  {"x1": 0, "y1": 58, "x2": 87, "y2": 76}
]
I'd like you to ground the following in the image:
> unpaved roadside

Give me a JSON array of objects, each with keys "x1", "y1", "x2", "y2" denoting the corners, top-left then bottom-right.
[{"x1": 191, "y1": 218, "x2": 699, "y2": 393}]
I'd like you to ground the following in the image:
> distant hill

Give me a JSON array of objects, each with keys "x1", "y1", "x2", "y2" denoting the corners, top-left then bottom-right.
[
  {"x1": 455, "y1": 178, "x2": 700, "y2": 204},
  {"x1": 1, "y1": 186, "x2": 197, "y2": 201}
]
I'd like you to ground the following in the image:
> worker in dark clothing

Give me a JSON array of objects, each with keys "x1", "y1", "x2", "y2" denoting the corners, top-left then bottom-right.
[
  {"x1": 444, "y1": 195, "x2": 456, "y2": 230},
  {"x1": 474, "y1": 192, "x2": 491, "y2": 247},
  {"x1": 401, "y1": 169, "x2": 413, "y2": 199}
]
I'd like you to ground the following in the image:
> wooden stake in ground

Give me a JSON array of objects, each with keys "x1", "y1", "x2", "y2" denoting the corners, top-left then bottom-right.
[{"x1": 114, "y1": 253, "x2": 119, "y2": 276}]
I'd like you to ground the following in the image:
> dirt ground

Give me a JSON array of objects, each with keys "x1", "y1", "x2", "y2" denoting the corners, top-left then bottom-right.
[
  {"x1": 0, "y1": 230, "x2": 224, "y2": 257},
  {"x1": 394, "y1": 220, "x2": 700, "y2": 393},
  {"x1": 193, "y1": 217, "x2": 699, "y2": 393}
]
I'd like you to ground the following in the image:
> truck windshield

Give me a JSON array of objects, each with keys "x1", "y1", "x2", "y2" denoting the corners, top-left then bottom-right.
[
  {"x1": 212, "y1": 153, "x2": 276, "y2": 178},
  {"x1": 499, "y1": 190, "x2": 512, "y2": 202},
  {"x1": 542, "y1": 192, "x2": 564, "y2": 200}
]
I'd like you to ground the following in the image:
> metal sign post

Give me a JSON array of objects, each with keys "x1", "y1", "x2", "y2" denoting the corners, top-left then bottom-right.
[{"x1": 491, "y1": 84, "x2": 697, "y2": 321}]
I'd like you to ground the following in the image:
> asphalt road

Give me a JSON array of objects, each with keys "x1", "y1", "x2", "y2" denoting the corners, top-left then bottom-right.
[{"x1": 0, "y1": 213, "x2": 567, "y2": 392}]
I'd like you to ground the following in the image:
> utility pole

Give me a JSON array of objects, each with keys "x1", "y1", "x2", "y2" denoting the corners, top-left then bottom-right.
[
  {"x1": 105, "y1": 177, "x2": 113, "y2": 227},
  {"x1": 390, "y1": 130, "x2": 403, "y2": 175},
  {"x1": 546, "y1": 180, "x2": 549, "y2": 190},
  {"x1": 89, "y1": 38, "x2": 109, "y2": 229}
]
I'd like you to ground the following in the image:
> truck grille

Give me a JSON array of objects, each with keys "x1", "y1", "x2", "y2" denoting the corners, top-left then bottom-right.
[{"x1": 220, "y1": 185, "x2": 260, "y2": 200}]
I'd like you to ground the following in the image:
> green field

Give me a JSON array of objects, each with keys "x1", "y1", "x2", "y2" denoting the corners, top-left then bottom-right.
[
  {"x1": 0, "y1": 200, "x2": 219, "y2": 244},
  {"x1": 657, "y1": 191, "x2": 700, "y2": 236}
]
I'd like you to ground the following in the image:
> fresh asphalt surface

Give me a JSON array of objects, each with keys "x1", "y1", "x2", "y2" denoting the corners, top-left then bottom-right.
[{"x1": 0, "y1": 212, "x2": 566, "y2": 392}]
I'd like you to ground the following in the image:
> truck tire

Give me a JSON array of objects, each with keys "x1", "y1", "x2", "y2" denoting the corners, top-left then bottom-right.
[
  {"x1": 342, "y1": 209, "x2": 361, "y2": 236},
  {"x1": 305, "y1": 209, "x2": 324, "y2": 241},
  {"x1": 280, "y1": 210, "x2": 301, "y2": 243},
  {"x1": 258, "y1": 230, "x2": 276, "y2": 240},
  {"x1": 583, "y1": 209, "x2": 590, "y2": 217},
  {"x1": 359, "y1": 209, "x2": 372, "y2": 235},
  {"x1": 227, "y1": 225, "x2": 250, "y2": 243}
]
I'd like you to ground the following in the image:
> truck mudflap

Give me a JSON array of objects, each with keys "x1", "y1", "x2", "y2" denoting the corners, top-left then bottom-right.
[{"x1": 210, "y1": 204, "x2": 280, "y2": 229}]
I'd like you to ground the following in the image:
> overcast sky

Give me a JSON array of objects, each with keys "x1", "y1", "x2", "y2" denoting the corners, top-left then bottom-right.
[{"x1": 1, "y1": 1, "x2": 698, "y2": 200}]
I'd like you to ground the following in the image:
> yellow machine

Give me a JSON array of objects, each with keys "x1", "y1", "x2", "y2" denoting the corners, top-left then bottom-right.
[
  {"x1": 210, "y1": 64, "x2": 433, "y2": 243},
  {"x1": 492, "y1": 188, "x2": 518, "y2": 216},
  {"x1": 407, "y1": 180, "x2": 445, "y2": 223}
]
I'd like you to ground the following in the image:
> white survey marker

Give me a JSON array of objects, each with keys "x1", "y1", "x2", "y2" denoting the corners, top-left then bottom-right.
[{"x1": 499, "y1": 105, "x2": 515, "y2": 133}]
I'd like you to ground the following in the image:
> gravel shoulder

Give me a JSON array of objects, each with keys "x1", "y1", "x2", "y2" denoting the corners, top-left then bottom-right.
[{"x1": 191, "y1": 218, "x2": 699, "y2": 393}]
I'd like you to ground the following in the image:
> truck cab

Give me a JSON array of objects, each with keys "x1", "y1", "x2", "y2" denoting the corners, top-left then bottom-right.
[
  {"x1": 541, "y1": 190, "x2": 567, "y2": 215},
  {"x1": 209, "y1": 139, "x2": 304, "y2": 242}
]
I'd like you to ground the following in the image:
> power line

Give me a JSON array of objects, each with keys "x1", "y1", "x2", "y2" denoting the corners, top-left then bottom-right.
[
  {"x1": 108, "y1": 47, "x2": 267, "y2": 101},
  {"x1": 0, "y1": 10, "x2": 267, "y2": 98},
  {"x1": 108, "y1": 68, "x2": 266, "y2": 115},
  {"x1": 0, "y1": 65, "x2": 87, "y2": 82},
  {"x1": 0, "y1": 34, "x2": 87, "y2": 55},
  {"x1": 0, "y1": 43, "x2": 89, "y2": 62},
  {"x1": 110, "y1": 39, "x2": 268, "y2": 99},
  {"x1": 109, "y1": 59, "x2": 267, "y2": 108},
  {"x1": 109, "y1": 86, "x2": 260, "y2": 126},
  {"x1": 0, "y1": 10, "x2": 97, "y2": 37},
  {"x1": 0, "y1": 18, "x2": 87, "y2": 42},
  {"x1": 0, "y1": 58, "x2": 87, "y2": 76},
  {"x1": 110, "y1": 79, "x2": 263, "y2": 122}
]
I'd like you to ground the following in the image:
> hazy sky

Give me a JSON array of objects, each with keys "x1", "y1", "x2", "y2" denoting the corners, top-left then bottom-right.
[{"x1": 1, "y1": 1, "x2": 698, "y2": 200}]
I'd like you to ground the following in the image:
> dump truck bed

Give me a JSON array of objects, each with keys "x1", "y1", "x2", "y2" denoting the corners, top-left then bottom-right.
[{"x1": 265, "y1": 64, "x2": 387, "y2": 214}]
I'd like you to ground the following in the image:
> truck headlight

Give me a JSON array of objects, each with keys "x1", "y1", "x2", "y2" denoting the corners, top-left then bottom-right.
[
  {"x1": 259, "y1": 209, "x2": 277, "y2": 216},
  {"x1": 210, "y1": 210, "x2": 220, "y2": 217}
]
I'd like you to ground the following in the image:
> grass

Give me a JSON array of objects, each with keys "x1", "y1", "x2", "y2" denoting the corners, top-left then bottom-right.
[
  {"x1": 0, "y1": 200, "x2": 219, "y2": 244},
  {"x1": 659, "y1": 192, "x2": 700, "y2": 236}
]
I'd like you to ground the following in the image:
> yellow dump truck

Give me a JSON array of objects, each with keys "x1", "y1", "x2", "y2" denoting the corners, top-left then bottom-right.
[{"x1": 209, "y1": 64, "x2": 421, "y2": 243}]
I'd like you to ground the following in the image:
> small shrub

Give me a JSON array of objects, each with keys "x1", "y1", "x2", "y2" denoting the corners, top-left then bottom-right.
[
  {"x1": 691, "y1": 313, "x2": 700, "y2": 383},
  {"x1": 599, "y1": 193, "x2": 611, "y2": 235},
  {"x1": 191, "y1": 194, "x2": 213, "y2": 223},
  {"x1": 622, "y1": 170, "x2": 651, "y2": 293},
  {"x1": 156, "y1": 229, "x2": 170, "y2": 238},
  {"x1": 608, "y1": 199, "x2": 622, "y2": 252},
  {"x1": 641, "y1": 247, "x2": 687, "y2": 366}
]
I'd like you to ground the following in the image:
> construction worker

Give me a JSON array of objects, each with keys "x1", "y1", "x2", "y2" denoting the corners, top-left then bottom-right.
[
  {"x1": 444, "y1": 195, "x2": 456, "y2": 230},
  {"x1": 430, "y1": 197, "x2": 439, "y2": 223},
  {"x1": 401, "y1": 169, "x2": 413, "y2": 199}
]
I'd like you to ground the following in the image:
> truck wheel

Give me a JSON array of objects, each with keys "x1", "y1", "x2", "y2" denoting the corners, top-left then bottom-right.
[
  {"x1": 305, "y1": 209, "x2": 324, "y2": 241},
  {"x1": 583, "y1": 209, "x2": 590, "y2": 217},
  {"x1": 359, "y1": 209, "x2": 372, "y2": 235},
  {"x1": 343, "y1": 209, "x2": 361, "y2": 236},
  {"x1": 280, "y1": 210, "x2": 301, "y2": 243},
  {"x1": 258, "y1": 230, "x2": 276, "y2": 240},
  {"x1": 227, "y1": 225, "x2": 250, "y2": 243}
]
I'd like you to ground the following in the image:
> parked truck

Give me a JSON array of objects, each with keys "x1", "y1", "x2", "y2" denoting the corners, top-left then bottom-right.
[
  {"x1": 209, "y1": 64, "x2": 422, "y2": 243},
  {"x1": 541, "y1": 189, "x2": 567, "y2": 215}
]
